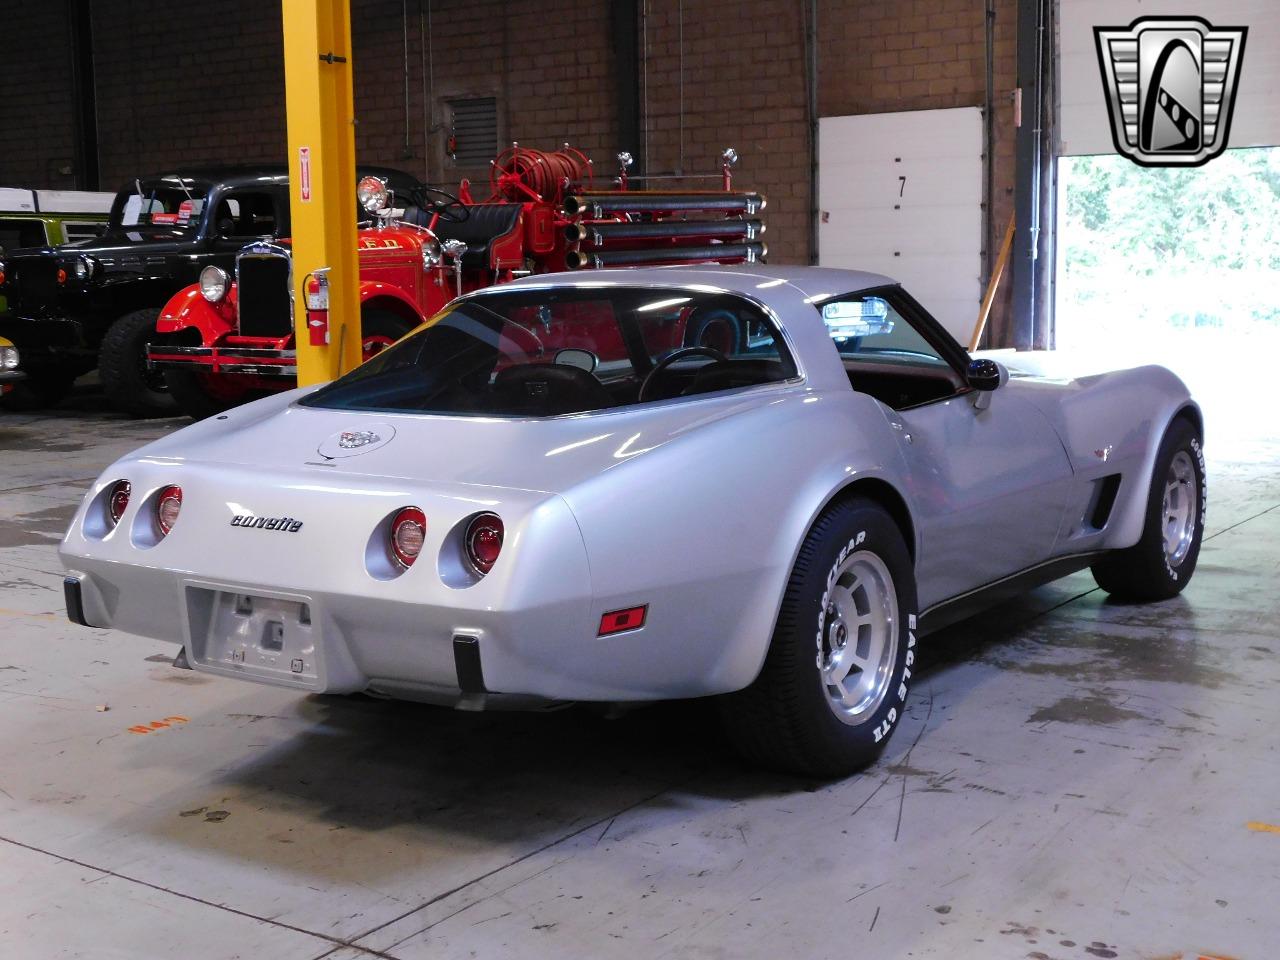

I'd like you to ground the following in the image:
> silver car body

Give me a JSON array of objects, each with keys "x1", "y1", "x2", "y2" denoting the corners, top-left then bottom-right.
[{"x1": 59, "y1": 266, "x2": 1200, "y2": 706}]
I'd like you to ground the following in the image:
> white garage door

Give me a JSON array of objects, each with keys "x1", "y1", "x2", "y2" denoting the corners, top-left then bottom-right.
[
  {"x1": 818, "y1": 107, "x2": 982, "y2": 343},
  {"x1": 1060, "y1": 0, "x2": 1280, "y2": 155}
]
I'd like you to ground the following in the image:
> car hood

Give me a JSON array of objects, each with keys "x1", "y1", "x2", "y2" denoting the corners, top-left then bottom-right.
[{"x1": 127, "y1": 385, "x2": 803, "y2": 495}]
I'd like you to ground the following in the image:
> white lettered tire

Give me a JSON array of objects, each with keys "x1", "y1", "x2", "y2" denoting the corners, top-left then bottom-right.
[
  {"x1": 720, "y1": 498, "x2": 918, "y2": 777},
  {"x1": 1091, "y1": 416, "x2": 1206, "y2": 601}
]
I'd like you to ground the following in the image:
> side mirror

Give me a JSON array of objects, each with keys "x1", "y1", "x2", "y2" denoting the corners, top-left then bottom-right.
[
  {"x1": 967, "y1": 358, "x2": 1007, "y2": 410},
  {"x1": 554, "y1": 348, "x2": 599, "y2": 373}
]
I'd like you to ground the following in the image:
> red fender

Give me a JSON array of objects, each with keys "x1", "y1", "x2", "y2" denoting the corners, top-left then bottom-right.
[
  {"x1": 156, "y1": 284, "x2": 237, "y2": 344},
  {"x1": 357, "y1": 280, "x2": 433, "y2": 324}
]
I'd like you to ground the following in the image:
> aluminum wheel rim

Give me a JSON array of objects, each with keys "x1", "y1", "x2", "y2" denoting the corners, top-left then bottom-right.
[
  {"x1": 819, "y1": 550, "x2": 898, "y2": 724},
  {"x1": 1163, "y1": 450, "x2": 1198, "y2": 567}
]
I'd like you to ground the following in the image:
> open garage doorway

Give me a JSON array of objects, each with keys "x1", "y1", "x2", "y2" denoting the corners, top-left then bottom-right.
[{"x1": 1054, "y1": 146, "x2": 1280, "y2": 456}]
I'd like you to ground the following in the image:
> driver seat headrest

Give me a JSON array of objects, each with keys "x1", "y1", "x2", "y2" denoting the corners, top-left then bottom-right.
[{"x1": 490, "y1": 362, "x2": 615, "y2": 416}]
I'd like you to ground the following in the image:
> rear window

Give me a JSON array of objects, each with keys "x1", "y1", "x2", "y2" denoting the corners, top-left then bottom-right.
[
  {"x1": 112, "y1": 181, "x2": 209, "y2": 230},
  {"x1": 0, "y1": 217, "x2": 48, "y2": 252},
  {"x1": 301, "y1": 287, "x2": 798, "y2": 417}
]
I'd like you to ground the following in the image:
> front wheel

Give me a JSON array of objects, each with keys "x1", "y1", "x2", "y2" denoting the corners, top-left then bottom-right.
[
  {"x1": 1091, "y1": 418, "x2": 1205, "y2": 601},
  {"x1": 360, "y1": 308, "x2": 415, "y2": 363},
  {"x1": 719, "y1": 498, "x2": 918, "y2": 777},
  {"x1": 98, "y1": 308, "x2": 175, "y2": 417},
  {"x1": 164, "y1": 367, "x2": 258, "y2": 421}
]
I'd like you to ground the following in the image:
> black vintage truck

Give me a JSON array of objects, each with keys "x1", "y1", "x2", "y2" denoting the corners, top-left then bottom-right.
[{"x1": 0, "y1": 164, "x2": 421, "y2": 415}]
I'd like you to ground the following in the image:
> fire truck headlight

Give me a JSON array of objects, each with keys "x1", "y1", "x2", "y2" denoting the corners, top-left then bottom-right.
[
  {"x1": 357, "y1": 176, "x2": 390, "y2": 214},
  {"x1": 200, "y1": 265, "x2": 228, "y2": 303}
]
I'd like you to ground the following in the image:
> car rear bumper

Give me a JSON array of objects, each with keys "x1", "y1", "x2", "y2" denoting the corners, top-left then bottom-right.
[{"x1": 61, "y1": 561, "x2": 695, "y2": 707}]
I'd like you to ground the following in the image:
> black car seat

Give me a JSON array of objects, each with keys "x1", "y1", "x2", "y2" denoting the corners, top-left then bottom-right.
[
  {"x1": 490, "y1": 363, "x2": 615, "y2": 416},
  {"x1": 401, "y1": 203, "x2": 522, "y2": 271}
]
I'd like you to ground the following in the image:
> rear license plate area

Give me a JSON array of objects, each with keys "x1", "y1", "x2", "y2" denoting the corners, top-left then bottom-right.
[{"x1": 184, "y1": 586, "x2": 320, "y2": 686}]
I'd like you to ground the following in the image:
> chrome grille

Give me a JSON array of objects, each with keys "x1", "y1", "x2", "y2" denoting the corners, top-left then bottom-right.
[{"x1": 235, "y1": 246, "x2": 293, "y2": 337}]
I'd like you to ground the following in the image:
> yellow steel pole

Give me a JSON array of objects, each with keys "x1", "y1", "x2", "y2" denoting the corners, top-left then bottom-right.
[{"x1": 281, "y1": 0, "x2": 362, "y2": 385}]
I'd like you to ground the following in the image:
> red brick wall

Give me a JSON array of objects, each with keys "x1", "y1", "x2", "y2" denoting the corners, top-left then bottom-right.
[
  {"x1": 90, "y1": 1, "x2": 287, "y2": 192},
  {"x1": 641, "y1": 0, "x2": 812, "y2": 271},
  {"x1": 818, "y1": 0, "x2": 1018, "y2": 342},
  {"x1": 0, "y1": 1, "x2": 77, "y2": 187},
  {"x1": 0, "y1": 0, "x2": 1020, "y2": 340}
]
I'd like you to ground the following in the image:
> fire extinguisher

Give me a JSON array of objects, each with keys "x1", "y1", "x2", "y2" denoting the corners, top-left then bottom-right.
[{"x1": 303, "y1": 267, "x2": 331, "y2": 345}]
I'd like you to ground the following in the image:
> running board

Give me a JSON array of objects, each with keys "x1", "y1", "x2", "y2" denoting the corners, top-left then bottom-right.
[{"x1": 917, "y1": 552, "x2": 1104, "y2": 636}]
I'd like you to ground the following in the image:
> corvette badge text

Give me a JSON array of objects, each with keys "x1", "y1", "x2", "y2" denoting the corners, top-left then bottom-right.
[
  {"x1": 1094, "y1": 16, "x2": 1247, "y2": 167},
  {"x1": 230, "y1": 515, "x2": 304, "y2": 533}
]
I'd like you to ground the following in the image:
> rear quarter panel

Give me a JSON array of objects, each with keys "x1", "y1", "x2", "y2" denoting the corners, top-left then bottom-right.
[{"x1": 558, "y1": 386, "x2": 915, "y2": 697}]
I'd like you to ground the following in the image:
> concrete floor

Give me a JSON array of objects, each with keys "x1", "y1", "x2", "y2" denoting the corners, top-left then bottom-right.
[{"x1": 1, "y1": 378, "x2": 1277, "y2": 960}]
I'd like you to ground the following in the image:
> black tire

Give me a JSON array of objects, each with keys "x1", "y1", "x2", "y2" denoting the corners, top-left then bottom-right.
[
  {"x1": 1091, "y1": 417, "x2": 1205, "y2": 601},
  {"x1": 719, "y1": 498, "x2": 918, "y2": 777},
  {"x1": 359, "y1": 307, "x2": 415, "y2": 362},
  {"x1": 98, "y1": 308, "x2": 175, "y2": 417},
  {"x1": 0, "y1": 372, "x2": 78, "y2": 411},
  {"x1": 164, "y1": 367, "x2": 242, "y2": 421}
]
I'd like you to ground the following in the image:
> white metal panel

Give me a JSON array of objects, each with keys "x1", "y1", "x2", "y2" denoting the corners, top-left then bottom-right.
[
  {"x1": 0, "y1": 188, "x2": 36, "y2": 213},
  {"x1": 1060, "y1": 0, "x2": 1280, "y2": 156},
  {"x1": 35, "y1": 190, "x2": 116, "y2": 214},
  {"x1": 818, "y1": 107, "x2": 983, "y2": 343}
]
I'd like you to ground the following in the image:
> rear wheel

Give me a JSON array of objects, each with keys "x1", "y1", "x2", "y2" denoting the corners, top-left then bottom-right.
[
  {"x1": 1091, "y1": 418, "x2": 1205, "y2": 601},
  {"x1": 719, "y1": 499, "x2": 917, "y2": 777},
  {"x1": 99, "y1": 308, "x2": 176, "y2": 417}
]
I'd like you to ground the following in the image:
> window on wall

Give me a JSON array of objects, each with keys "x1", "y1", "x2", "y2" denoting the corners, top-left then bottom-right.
[{"x1": 447, "y1": 97, "x2": 498, "y2": 166}]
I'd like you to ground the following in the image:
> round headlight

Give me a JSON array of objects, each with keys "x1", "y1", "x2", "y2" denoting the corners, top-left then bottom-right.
[
  {"x1": 199, "y1": 265, "x2": 228, "y2": 303},
  {"x1": 357, "y1": 176, "x2": 390, "y2": 214},
  {"x1": 422, "y1": 238, "x2": 442, "y2": 268},
  {"x1": 0, "y1": 346, "x2": 18, "y2": 370},
  {"x1": 72, "y1": 257, "x2": 95, "y2": 281}
]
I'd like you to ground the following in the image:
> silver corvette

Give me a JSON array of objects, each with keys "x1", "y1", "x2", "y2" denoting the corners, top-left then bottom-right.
[{"x1": 60, "y1": 266, "x2": 1205, "y2": 775}]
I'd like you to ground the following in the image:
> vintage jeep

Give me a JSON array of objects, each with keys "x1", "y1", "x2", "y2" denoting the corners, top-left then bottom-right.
[
  {"x1": 0, "y1": 188, "x2": 112, "y2": 316},
  {"x1": 0, "y1": 165, "x2": 420, "y2": 415},
  {"x1": 147, "y1": 147, "x2": 767, "y2": 419}
]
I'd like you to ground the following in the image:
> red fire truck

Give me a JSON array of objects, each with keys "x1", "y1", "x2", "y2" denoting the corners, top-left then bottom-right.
[{"x1": 147, "y1": 146, "x2": 766, "y2": 419}]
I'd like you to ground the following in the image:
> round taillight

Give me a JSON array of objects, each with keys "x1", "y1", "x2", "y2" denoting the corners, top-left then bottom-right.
[
  {"x1": 107, "y1": 480, "x2": 131, "y2": 525},
  {"x1": 465, "y1": 513, "x2": 503, "y2": 576},
  {"x1": 56, "y1": 267, "x2": 68, "y2": 285},
  {"x1": 390, "y1": 507, "x2": 426, "y2": 568},
  {"x1": 156, "y1": 485, "x2": 182, "y2": 535}
]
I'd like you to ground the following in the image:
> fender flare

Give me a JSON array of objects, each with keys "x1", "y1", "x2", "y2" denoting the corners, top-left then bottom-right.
[
  {"x1": 1107, "y1": 396, "x2": 1203, "y2": 548},
  {"x1": 155, "y1": 285, "x2": 236, "y2": 343},
  {"x1": 357, "y1": 282, "x2": 427, "y2": 329}
]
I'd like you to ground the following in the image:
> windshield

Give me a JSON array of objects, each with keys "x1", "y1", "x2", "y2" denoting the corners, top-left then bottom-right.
[
  {"x1": 110, "y1": 181, "x2": 210, "y2": 232},
  {"x1": 302, "y1": 287, "x2": 798, "y2": 417}
]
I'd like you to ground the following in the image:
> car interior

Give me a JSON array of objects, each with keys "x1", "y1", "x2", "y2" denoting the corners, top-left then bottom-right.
[{"x1": 304, "y1": 291, "x2": 799, "y2": 417}]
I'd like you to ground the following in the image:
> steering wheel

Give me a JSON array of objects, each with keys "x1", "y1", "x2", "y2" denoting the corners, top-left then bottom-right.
[
  {"x1": 638, "y1": 346, "x2": 725, "y2": 402},
  {"x1": 414, "y1": 185, "x2": 470, "y2": 223}
]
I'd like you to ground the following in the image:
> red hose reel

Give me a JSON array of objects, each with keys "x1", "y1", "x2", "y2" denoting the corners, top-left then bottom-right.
[{"x1": 489, "y1": 145, "x2": 594, "y2": 205}]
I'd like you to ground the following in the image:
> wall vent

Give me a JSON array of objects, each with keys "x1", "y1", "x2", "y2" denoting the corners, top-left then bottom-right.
[{"x1": 448, "y1": 97, "x2": 498, "y2": 166}]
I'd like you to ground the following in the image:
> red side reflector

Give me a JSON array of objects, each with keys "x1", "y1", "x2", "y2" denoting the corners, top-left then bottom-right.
[{"x1": 598, "y1": 605, "x2": 648, "y2": 636}]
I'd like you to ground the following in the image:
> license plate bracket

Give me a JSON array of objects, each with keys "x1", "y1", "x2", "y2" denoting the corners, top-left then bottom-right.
[{"x1": 183, "y1": 584, "x2": 321, "y2": 688}]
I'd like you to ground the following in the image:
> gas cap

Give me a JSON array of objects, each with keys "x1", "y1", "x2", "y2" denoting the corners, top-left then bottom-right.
[{"x1": 317, "y1": 423, "x2": 397, "y2": 459}]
